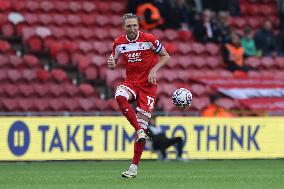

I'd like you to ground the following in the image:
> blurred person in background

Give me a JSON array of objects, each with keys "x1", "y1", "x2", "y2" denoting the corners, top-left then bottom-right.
[
  {"x1": 136, "y1": 0, "x2": 165, "y2": 30},
  {"x1": 241, "y1": 26, "x2": 259, "y2": 58},
  {"x1": 168, "y1": 0, "x2": 192, "y2": 30},
  {"x1": 193, "y1": 9, "x2": 220, "y2": 43},
  {"x1": 202, "y1": 94, "x2": 233, "y2": 117},
  {"x1": 216, "y1": 11, "x2": 231, "y2": 43},
  {"x1": 222, "y1": 32, "x2": 252, "y2": 72},
  {"x1": 107, "y1": 13, "x2": 170, "y2": 178},
  {"x1": 254, "y1": 19, "x2": 278, "y2": 57},
  {"x1": 146, "y1": 118, "x2": 185, "y2": 161},
  {"x1": 277, "y1": 0, "x2": 284, "y2": 27}
]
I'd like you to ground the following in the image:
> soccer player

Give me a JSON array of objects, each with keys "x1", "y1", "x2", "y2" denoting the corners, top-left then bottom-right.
[{"x1": 107, "y1": 13, "x2": 170, "y2": 178}]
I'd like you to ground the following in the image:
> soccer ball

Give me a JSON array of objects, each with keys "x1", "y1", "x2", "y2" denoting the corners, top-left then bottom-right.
[{"x1": 172, "y1": 88, "x2": 193, "y2": 109}]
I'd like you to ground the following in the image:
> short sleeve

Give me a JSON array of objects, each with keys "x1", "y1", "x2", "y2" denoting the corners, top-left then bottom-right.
[
  {"x1": 148, "y1": 34, "x2": 163, "y2": 54},
  {"x1": 112, "y1": 40, "x2": 121, "y2": 60}
]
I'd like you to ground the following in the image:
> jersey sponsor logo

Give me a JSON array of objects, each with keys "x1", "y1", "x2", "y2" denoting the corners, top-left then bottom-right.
[
  {"x1": 146, "y1": 96, "x2": 155, "y2": 110},
  {"x1": 127, "y1": 52, "x2": 142, "y2": 62}
]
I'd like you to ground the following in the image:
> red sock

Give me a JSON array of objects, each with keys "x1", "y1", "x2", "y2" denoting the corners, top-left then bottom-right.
[
  {"x1": 116, "y1": 96, "x2": 141, "y2": 131},
  {"x1": 132, "y1": 141, "x2": 145, "y2": 165}
]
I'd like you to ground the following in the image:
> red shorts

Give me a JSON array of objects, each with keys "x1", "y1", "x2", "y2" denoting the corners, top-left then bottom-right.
[{"x1": 117, "y1": 82, "x2": 157, "y2": 118}]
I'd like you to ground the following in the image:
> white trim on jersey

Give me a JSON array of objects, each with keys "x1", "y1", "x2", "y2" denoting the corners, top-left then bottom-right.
[{"x1": 116, "y1": 42, "x2": 152, "y2": 54}]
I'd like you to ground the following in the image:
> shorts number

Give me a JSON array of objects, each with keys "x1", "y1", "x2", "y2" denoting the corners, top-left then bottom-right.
[{"x1": 147, "y1": 96, "x2": 155, "y2": 110}]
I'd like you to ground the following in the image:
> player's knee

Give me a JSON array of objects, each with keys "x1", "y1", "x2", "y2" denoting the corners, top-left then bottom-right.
[{"x1": 115, "y1": 88, "x2": 129, "y2": 100}]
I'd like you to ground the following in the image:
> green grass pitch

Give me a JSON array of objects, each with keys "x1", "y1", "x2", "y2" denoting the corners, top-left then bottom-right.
[{"x1": 0, "y1": 160, "x2": 283, "y2": 189}]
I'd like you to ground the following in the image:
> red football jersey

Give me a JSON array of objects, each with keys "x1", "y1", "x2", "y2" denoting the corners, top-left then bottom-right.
[{"x1": 112, "y1": 31, "x2": 162, "y2": 85}]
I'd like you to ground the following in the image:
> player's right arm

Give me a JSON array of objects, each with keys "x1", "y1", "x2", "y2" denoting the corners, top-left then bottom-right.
[
  {"x1": 108, "y1": 40, "x2": 121, "y2": 70},
  {"x1": 107, "y1": 54, "x2": 116, "y2": 70}
]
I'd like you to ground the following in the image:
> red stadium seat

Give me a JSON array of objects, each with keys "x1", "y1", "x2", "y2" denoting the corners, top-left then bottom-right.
[
  {"x1": 18, "y1": 98, "x2": 36, "y2": 111},
  {"x1": 23, "y1": 13, "x2": 38, "y2": 26},
  {"x1": 97, "y1": 2, "x2": 111, "y2": 13},
  {"x1": 49, "y1": 98, "x2": 64, "y2": 111},
  {"x1": 26, "y1": 35, "x2": 43, "y2": 53},
  {"x1": 108, "y1": 99, "x2": 120, "y2": 111},
  {"x1": 260, "y1": 57, "x2": 274, "y2": 69},
  {"x1": 109, "y1": 15, "x2": 122, "y2": 27},
  {"x1": 191, "y1": 43, "x2": 205, "y2": 55},
  {"x1": 25, "y1": 1, "x2": 40, "y2": 12},
  {"x1": 82, "y1": 2, "x2": 97, "y2": 13},
  {"x1": 164, "y1": 29, "x2": 178, "y2": 41},
  {"x1": 95, "y1": 15, "x2": 110, "y2": 27},
  {"x1": 245, "y1": 57, "x2": 261, "y2": 68},
  {"x1": 63, "y1": 98, "x2": 80, "y2": 111},
  {"x1": 79, "y1": 98, "x2": 96, "y2": 111},
  {"x1": 0, "y1": 55, "x2": 10, "y2": 68},
  {"x1": 79, "y1": 41, "x2": 93, "y2": 54},
  {"x1": 67, "y1": 14, "x2": 82, "y2": 26},
  {"x1": 205, "y1": 43, "x2": 220, "y2": 55},
  {"x1": 80, "y1": 27, "x2": 94, "y2": 40},
  {"x1": 23, "y1": 54, "x2": 40, "y2": 68},
  {"x1": 0, "y1": 69, "x2": 8, "y2": 83},
  {"x1": 69, "y1": 1, "x2": 82, "y2": 13},
  {"x1": 0, "y1": 40, "x2": 13, "y2": 54},
  {"x1": 9, "y1": 55, "x2": 23, "y2": 67},
  {"x1": 79, "y1": 83, "x2": 97, "y2": 97},
  {"x1": 192, "y1": 97, "x2": 210, "y2": 111},
  {"x1": 157, "y1": 96, "x2": 176, "y2": 111},
  {"x1": 232, "y1": 17, "x2": 246, "y2": 28},
  {"x1": 37, "y1": 69, "x2": 51, "y2": 82},
  {"x1": 94, "y1": 98, "x2": 111, "y2": 111},
  {"x1": 22, "y1": 69, "x2": 37, "y2": 83},
  {"x1": 33, "y1": 83, "x2": 50, "y2": 97},
  {"x1": 1, "y1": 98, "x2": 19, "y2": 111},
  {"x1": 190, "y1": 84, "x2": 206, "y2": 97},
  {"x1": 50, "y1": 69, "x2": 69, "y2": 83},
  {"x1": 56, "y1": 50, "x2": 70, "y2": 67},
  {"x1": 191, "y1": 56, "x2": 206, "y2": 68},
  {"x1": 205, "y1": 56, "x2": 221, "y2": 69},
  {"x1": 4, "y1": 83, "x2": 19, "y2": 97},
  {"x1": 176, "y1": 42, "x2": 191, "y2": 55},
  {"x1": 1, "y1": 22, "x2": 15, "y2": 38},
  {"x1": 40, "y1": 1, "x2": 55, "y2": 12},
  {"x1": 81, "y1": 14, "x2": 96, "y2": 26},
  {"x1": 215, "y1": 98, "x2": 236, "y2": 110},
  {"x1": 33, "y1": 98, "x2": 51, "y2": 111},
  {"x1": 84, "y1": 66, "x2": 98, "y2": 81},
  {"x1": 63, "y1": 83, "x2": 80, "y2": 97},
  {"x1": 178, "y1": 30, "x2": 193, "y2": 41},
  {"x1": 38, "y1": 14, "x2": 53, "y2": 26},
  {"x1": 53, "y1": 14, "x2": 67, "y2": 26},
  {"x1": 0, "y1": 1, "x2": 11, "y2": 11},
  {"x1": 7, "y1": 69, "x2": 22, "y2": 83},
  {"x1": 110, "y1": 1, "x2": 125, "y2": 14},
  {"x1": 54, "y1": 1, "x2": 68, "y2": 12},
  {"x1": 77, "y1": 56, "x2": 91, "y2": 73},
  {"x1": 151, "y1": 29, "x2": 165, "y2": 40},
  {"x1": 49, "y1": 83, "x2": 65, "y2": 97},
  {"x1": 274, "y1": 57, "x2": 284, "y2": 69}
]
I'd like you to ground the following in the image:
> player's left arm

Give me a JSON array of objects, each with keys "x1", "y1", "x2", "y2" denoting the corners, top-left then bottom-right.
[{"x1": 148, "y1": 47, "x2": 170, "y2": 84}]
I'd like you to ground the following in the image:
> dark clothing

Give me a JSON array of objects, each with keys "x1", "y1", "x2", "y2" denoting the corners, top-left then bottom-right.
[
  {"x1": 222, "y1": 45, "x2": 252, "y2": 72},
  {"x1": 147, "y1": 126, "x2": 184, "y2": 160},
  {"x1": 194, "y1": 20, "x2": 221, "y2": 43},
  {"x1": 202, "y1": 0, "x2": 229, "y2": 12},
  {"x1": 254, "y1": 28, "x2": 277, "y2": 56}
]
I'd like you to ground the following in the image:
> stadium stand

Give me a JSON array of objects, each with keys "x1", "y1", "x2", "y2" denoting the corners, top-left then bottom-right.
[{"x1": 0, "y1": 0, "x2": 283, "y2": 115}]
